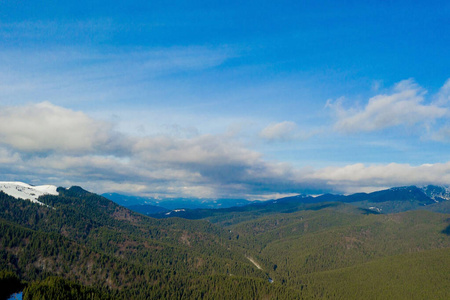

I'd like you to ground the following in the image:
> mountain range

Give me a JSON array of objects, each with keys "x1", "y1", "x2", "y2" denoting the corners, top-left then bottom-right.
[
  {"x1": 2, "y1": 181, "x2": 447, "y2": 214},
  {"x1": 115, "y1": 185, "x2": 450, "y2": 220},
  {"x1": 0, "y1": 182, "x2": 449, "y2": 299},
  {"x1": 101, "y1": 192, "x2": 254, "y2": 210}
]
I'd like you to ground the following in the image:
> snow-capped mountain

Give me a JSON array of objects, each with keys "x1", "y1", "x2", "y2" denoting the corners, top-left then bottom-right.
[
  {"x1": 420, "y1": 185, "x2": 450, "y2": 202},
  {"x1": 0, "y1": 181, "x2": 59, "y2": 205}
]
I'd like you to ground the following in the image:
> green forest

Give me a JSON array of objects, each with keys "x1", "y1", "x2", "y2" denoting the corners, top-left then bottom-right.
[{"x1": 0, "y1": 187, "x2": 449, "y2": 299}]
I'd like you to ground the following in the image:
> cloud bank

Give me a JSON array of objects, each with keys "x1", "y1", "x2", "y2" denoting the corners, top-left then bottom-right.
[
  {"x1": 310, "y1": 162, "x2": 450, "y2": 194},
  {"x1": 2, "y1": 98, "x2": 450, "y2": 199},
  {"x1": 0, "y1": 102, "x2": 308, "y2": 199}
]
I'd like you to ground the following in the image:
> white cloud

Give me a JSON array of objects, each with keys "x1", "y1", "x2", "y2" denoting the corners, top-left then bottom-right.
[
  {"x1": 0, "y1": 101, "x2": 123, "y2": 154},
  {"x1": 436, "y1": 78, "x2": 450, "y2": 105},
  {"x1": 260, "y1": 121, "x2": 306, "y2": 141},
  {"x1": 0, "y1": 147, "x2": 21, "y2": 164},
  {"x1": 330, "y1": 79, "x2": 448, "y2": 133},
  {"x1": 133, "y1": 134, "x2": 261, "y2": 167},
  {"x1": 431, "y1": 126, "x2": 450, "y2": 142}
]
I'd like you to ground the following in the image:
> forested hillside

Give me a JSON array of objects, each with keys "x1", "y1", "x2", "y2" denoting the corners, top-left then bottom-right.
[{"x1": 0, "y1": 187, "x2": 449, "y2": 299}]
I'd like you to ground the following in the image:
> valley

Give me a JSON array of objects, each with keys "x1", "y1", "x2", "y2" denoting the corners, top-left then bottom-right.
[{"x1": 0, "y1": 183, "x2": 449, "y2": 299}]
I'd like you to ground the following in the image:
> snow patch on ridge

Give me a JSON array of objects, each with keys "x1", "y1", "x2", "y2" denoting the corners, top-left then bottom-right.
[
  {"x1": 420, "y1": 185, "x2": 450, "y2": 201},
  {"x1": 165, "y1": 209, "x2": 186, "y2": 215},
  {"x1": 0, "y1": 181, "x2": 58, "y2": 205}
]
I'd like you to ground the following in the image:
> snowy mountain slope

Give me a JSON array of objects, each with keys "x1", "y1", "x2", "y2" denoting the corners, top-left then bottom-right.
[
  {"x1": 420, "y1": 185, "x2": 450, "y2": 202},
  {"x1": 0, "y1": 181, "x2": 58, "y2": 205}
]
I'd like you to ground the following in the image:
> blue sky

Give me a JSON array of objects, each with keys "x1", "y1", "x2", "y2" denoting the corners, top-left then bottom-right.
[{"x1": 1, "y1": 1, "x2": 449, "y2": 199}]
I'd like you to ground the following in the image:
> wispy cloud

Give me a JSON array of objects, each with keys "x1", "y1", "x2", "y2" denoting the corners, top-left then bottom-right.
[
  {"x1": 430, "y1": 126, "x2": 450, "y2": 142},
  {"x1": 436, "y1": 78, "x2": 450, "y2": 105},
  {"x1": 328, "y1": 79, "x2": 448, "y2": 133},
  {"x1": 259, "y1": 121, "x2": 309, "y2": 142},
  {"x1": 0, "y1": 45, "x2": 237, "y2": 107}
]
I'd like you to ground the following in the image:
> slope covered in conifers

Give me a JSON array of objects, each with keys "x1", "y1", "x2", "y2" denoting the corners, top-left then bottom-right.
[
  {"x1": 0, "y1": 187, "x2": 277, "y2": 299},
  {"x1": 227, "y1": 207, "x2": 450, "y2": 287},
  {"x1": 299, "y1": 247, "x2": 450, "y2": 299},
  {"x1": 0, "y1": 186, "x2": 449, "y2": 299}
]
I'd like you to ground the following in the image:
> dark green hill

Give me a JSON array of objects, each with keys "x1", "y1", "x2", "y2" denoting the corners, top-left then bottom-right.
[
  {"x1": 1, "y1": 186, "x2": 449, "y2": 299},
  {"x1": 0, "y1": 188, "x2": 273, "y2": 298},
  {"x1": 147, "y1": 201, "x2": 377, "y2": 227},
  {"x1": 125, "y1": 204, "x2": 169, "y2": 215},
  {"x1": 227, "y1": 207, "x2": 450, "y2": 288},
  {"x1": 300, "y1": 247, "x2": 450, "y2": 299}
]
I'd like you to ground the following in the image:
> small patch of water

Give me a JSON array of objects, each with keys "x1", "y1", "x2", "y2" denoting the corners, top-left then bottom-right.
[{"x1": 7, "y1": 291, "x2": 23, "y2": 300}]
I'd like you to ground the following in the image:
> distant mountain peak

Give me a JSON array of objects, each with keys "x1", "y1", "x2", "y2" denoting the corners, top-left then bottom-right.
[
  {"x1": 388, "y1": 185, "x2": 420, "y2": 192},
  {"x1": 420, "y1": 185, "x2": 450, "y2": 202},
  {"x1": 0, "y1": 181, "x2": 59, "y2": 205}
]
